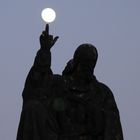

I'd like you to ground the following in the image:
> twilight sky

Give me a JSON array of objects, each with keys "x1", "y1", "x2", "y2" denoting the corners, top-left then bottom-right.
[{"x1": 0, "y1": 1, "x2": 140, "y2": 140}]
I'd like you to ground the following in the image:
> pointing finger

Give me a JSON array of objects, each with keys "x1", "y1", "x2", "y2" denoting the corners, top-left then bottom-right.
[{"x1": 45, "y1": 24, "x2": 49, "y2": 35}]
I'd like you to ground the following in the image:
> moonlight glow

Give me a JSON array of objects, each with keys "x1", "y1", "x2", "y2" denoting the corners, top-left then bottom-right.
[{"x1": 41, "y1": 8, "x2": 56, "y2": 23}]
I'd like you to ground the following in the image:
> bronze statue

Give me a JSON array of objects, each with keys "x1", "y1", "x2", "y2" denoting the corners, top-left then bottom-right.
[{"x1": 17, "y1": 24, "x2": 124, "y2": 140}]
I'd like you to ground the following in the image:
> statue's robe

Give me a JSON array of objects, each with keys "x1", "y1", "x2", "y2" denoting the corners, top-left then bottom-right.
[{"x1": 17, "y1": 49, "x2": 124, "y2": 140}]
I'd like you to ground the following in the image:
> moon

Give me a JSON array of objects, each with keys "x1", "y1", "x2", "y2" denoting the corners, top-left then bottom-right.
[{"x1": 41, "y1": 8, "x2": 56, "y2": 23}]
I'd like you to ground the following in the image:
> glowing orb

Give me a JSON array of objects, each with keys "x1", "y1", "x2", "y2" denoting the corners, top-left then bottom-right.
[{"x1": 41, "y1": 8, "x2": 56, "y2": 23}]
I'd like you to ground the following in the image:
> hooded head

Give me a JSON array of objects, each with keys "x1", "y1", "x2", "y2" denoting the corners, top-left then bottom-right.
[
  {"x1": 62, "y1": 44, "x2": 98, "y2": 77},
  {"x1": 73, "y1": 43, "x2": 98, "y2": 75}
]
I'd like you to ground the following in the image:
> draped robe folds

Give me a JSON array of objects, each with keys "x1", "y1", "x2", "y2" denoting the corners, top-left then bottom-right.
[{"x1": 16, "y1": 48, "x2": 124, "y2": 140}]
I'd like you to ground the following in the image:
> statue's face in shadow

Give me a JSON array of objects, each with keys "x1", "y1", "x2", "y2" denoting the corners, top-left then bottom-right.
[
  {"x1": 73, "y1": 44, "x2": 98, "y2": 76},
  {"x1": 62, "y1": 44, "x2": 98, "y2": 78}
]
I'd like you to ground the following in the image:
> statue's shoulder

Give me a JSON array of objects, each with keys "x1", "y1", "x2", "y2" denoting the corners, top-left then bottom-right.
[
  {"x1": 52, "y1": 74, "x2": 63, "y2": 80},
  {"x1": 96, "y1": 81, "x2": 114, "y2": 98},
  {"x1": 51, "y1": 74, "x2": 65, "y2": 83},
  {"x1": 50, "y1": 74, "x2": 66, "y2": 92}
]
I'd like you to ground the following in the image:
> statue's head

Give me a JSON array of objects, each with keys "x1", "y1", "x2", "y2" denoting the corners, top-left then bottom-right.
[
  {"x1": 73, "y1": 43, "x2": 98, "y2": 75},
  {"x1": 62, "y1": 44, "x2": 98, "y2": 77}
]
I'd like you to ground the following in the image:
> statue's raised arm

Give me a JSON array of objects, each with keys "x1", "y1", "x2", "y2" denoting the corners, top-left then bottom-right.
[
  {"x1": 34, "y1": 24, "x2": 59, "y2": 69},
  {"x1": 22, "y1": 24, "x2": 59, "y2": 101}
]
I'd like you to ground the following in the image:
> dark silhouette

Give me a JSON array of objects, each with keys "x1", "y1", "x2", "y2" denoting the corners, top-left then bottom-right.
[{"x1": 17, "y1": 24, "x2": 124, "y2": 140}]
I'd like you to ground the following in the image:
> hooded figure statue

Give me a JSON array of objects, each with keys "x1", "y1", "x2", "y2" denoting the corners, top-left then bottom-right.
[
  {"x1": 63, "y1": 43, "x2": 98, "y2": 79},
  {"x1": 17, "y1": 24, "x2": 124, "y2": 140}
]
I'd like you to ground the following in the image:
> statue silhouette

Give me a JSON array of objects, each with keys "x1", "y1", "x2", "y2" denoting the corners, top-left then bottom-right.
[{"x1": 17, "y1": 24, "x2": 124, "y2": 140}]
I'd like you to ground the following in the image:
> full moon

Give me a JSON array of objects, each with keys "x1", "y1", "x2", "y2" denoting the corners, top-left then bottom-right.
[{"x1": 41, "y1": 8, "x2": 56, "y2": 23}]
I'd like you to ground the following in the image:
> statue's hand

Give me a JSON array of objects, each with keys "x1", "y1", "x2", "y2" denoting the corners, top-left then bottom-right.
[{"x1": 40, "y1": 24, "x2": 59, "y2": 50}]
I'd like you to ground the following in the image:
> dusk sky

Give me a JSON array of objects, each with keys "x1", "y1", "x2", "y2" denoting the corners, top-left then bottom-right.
[{"x1": 0, "y1": 1, "x2": 140, "y2": 140}]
